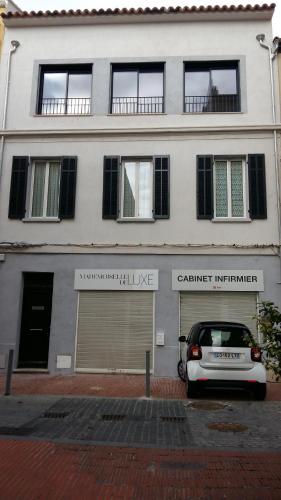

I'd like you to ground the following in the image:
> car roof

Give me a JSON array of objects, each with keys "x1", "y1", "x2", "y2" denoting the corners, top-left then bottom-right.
[{"x1": 191, "y1": 321, "x2": 249, "y2": 329}]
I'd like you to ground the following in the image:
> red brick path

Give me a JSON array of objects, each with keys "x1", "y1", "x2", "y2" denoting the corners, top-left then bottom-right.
[
  {"x1": 1, "y1": 373, "x2": 281, "y2": 400},
  {"x1": 0, "y1": 440, "x2": 280, "y2": 499}
]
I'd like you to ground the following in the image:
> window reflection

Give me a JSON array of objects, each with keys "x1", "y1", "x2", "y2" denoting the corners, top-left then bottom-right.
[
  {"x1": 112, "y1": 65, "x2": 164, "y2": 114},
  {"x1": 39, "y1": 65, "x2": 92, "y2": 115}
]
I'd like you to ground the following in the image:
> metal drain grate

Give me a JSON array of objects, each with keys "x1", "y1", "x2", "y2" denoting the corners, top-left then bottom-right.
[
  {"x1": 101, "y1": 414, "x2": 126, "y2": 421},
  {"x1": 42, "y1": 411, "x2": 69, "y2": 419},
  {"x1": 0, "y1": 427, "x2": 34, "y2": 436},
  {"x1": 160, "y1": 416, "x2": 186, "y2": 423}
]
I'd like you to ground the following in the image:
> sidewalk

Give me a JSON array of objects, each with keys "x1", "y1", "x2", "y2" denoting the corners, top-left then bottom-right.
[
  {"x1": 1, "y1": 372, "x2": 281, "y2": 400},
  {"x1": 1, "y1": 440, "x2": 280, "y2": 500}
]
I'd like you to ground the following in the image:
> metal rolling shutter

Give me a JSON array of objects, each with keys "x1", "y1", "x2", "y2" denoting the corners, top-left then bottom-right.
[
  {"x1": 76, "y1": 291, "x2": 153, "y2": 372},
  {"x1": 180, "y1": 292, "x2": 257, "y2": 336}
]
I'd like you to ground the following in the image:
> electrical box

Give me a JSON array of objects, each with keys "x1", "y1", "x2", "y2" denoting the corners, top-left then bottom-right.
[{"x1": 156, "y1": 331, "x2": 165, "y2": 346}]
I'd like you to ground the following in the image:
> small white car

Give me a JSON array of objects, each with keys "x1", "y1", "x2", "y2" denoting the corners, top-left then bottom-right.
[{"x1": 179, "y1": 321, "x2": 267, "y2": 400}]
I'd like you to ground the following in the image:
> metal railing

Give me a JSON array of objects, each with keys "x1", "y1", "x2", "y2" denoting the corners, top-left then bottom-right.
[
  {"x1": 185, "y1": 94, "x2": 240, "y2": 113},
  {"x1": 111, "y1": 96, "x2": 164, "y2": 114},
  {"x1": 40, "y1": 97, "x2": 91, "y2": 115}
]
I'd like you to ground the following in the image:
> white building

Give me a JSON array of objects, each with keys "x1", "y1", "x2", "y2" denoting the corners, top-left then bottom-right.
[{"x1": 0, "y1": 4, "x2": 280, "y2": 376}]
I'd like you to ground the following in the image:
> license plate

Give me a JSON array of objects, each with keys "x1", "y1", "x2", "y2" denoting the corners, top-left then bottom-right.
[{"x1": 214, "y1": 352, "x2": 240, "y2": 359}]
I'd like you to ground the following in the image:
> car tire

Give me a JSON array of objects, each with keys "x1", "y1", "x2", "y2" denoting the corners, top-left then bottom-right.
[
  {"x1": 186, "y1": 379, "x2": 197, "y2": 398},
  {"x1": 177, "y1": 360, "x2": 187, "y2": 382},
  {"x1": 254, "y1": 383, "x2": 267, "y2": 401}
]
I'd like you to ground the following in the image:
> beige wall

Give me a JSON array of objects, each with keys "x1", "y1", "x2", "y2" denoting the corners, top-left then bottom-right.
[{"x1": 0, "y1": 7, "x2": 5, "y2": 53}]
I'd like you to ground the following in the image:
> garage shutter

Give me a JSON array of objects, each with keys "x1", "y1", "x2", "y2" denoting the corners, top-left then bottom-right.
[
  {"x1": 76, "y1": 291, "x2": 153, "y2": 373},
  {"x1": 180, "y1": 292, "x2": 257, "y2": 336}
]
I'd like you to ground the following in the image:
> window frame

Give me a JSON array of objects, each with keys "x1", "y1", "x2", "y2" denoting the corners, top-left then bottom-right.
[
  {"x1": 184, "y1": 60, "x2": 241, "y2": 113},
  {"x1": 28, "y1": 159, "x2": 61, "y2": 220},
  {"x1": 110, "y1": 63, "x2": 165, "y2": 115},
  {"x1": 213, "y1": 157, "x2": 248, "y2": 220},
  {"x1": 119, "y1": 157, "x2": 154, "y2": 220},
  {"x1": 37, "y1": 64, "x2": 93, "y2": 116}
]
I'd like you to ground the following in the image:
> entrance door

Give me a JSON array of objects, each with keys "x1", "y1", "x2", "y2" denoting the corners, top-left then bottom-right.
[{"x1": 18, "y1": 273, "x2": 53, "y2": 369}]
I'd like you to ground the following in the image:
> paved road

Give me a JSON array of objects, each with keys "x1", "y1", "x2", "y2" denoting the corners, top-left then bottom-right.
[{"x1": 0, "y1": 395, "x2": 281, "y2": 450}]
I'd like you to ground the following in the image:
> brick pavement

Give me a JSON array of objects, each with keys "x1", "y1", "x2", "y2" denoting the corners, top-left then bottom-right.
[
  {"x1": 0, "y1": 373, "x2": 281, "y2": 400},
  {"x1": 0, "y1": 439, "x2": 280, "y2": 499}
]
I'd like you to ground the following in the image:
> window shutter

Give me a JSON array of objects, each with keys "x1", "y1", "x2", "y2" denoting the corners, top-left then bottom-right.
[
  {"x1": 102, "y1": 156, "x2": 119, "y2": 219},
  {"x1": 59, "y1": 157, "x2": 77, "y2": 219},
  {"x1": 197, "y1": 155, "x2": 214, "y2": 219},
  {"x1": 248, "y1": 154, "x2": 267, "y2": 219},
  {"x1": 8, "y1": 157, "x2": 29, "y2": 219},
  {"x1": 154, "y1": 156, "x2": 169, "y2": 218}
]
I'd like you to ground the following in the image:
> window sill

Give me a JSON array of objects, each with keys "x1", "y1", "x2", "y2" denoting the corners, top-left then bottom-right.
[
  {"x1": 34, "y1": 113, "x2": 93, "y2": 117},
  {"x1": 212, "y1": 218, "x2": 251, "y2": 223},
  {"x1": 22, "y1": 217, "x2": 61, "y2": 223},
  {"x1": 108, "y1": 113, "x2": 167, "y2": 116},
  {"x1": 117, "y1": 217, "x2": 155, "y2": 223},
  {"x1": 183, "y1": 111, "x2": 243, "y2": 115}
]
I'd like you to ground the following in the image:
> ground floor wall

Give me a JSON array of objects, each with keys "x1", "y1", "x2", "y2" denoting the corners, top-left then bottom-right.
[{"x1": 0, "y1": 252, "x2": 280, "y2": 377}]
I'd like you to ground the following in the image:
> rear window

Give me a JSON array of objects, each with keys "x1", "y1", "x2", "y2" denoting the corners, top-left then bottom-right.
[{"x1": 198, "y1": 326, "x2": 252, "y2": 348}]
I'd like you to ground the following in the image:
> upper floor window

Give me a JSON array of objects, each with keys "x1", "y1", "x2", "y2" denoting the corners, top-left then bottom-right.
[
  {"x1": 30, "y1": 160, "x2": 61, "y2": 218},
  {"x1": 185, "y1": 61, "x2": 240, "y2": 113},
  {"x1": 197, "y1": 154, "x2": 267, "y2": 221},
  {"x1": 38, "y1": 64, "x2": 92, "y2": 115},
  {"x1": 8, "y1": 156, "x2": 77, "y2": 220},
  {"x1": 103, "y1": 156, "x2": 169, "y2": 220},
  {"x1": 214, "y1": 159, "x2": 246, "y2": 218},
  {"x1": 111, "y1": 64, "x2": 164, "y2": 114}
]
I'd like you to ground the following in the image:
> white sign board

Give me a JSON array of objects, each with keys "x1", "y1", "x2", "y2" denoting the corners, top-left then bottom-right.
[
  {"x1": 75, "y1": 269, "x2": 159, "y2": 290},
  {"x1": 172, "y1": 270, "x2": 264, "y2": 292}
]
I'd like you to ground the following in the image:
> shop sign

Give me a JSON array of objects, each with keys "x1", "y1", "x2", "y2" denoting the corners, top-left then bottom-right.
[
  {"x1": 172, "y1": 270, "x2": 264, "y2": 291},
  {"x1": 75, "y1": 269, "x2": 158, "y2": 290}
]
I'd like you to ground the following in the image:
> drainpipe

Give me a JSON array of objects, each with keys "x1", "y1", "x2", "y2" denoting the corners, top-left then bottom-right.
[
  {"x1": 0, "y1": 39, "x2": 20, "y2": 181},
  {"x1": 256, "y1": 34, "x2": 281, "y2": 282}
]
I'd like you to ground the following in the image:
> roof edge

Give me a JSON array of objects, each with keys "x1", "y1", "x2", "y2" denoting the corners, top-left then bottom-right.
[{"x1": 1, "y1": 3, "x2": 276, "y2": 21}]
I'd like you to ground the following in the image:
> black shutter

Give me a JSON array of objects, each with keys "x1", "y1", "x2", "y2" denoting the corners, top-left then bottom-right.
[
  {"x1": 154, "y1": 156, "x2": 169, "y2": 219},
  {"x1": 102, "y1": 156, "x2": 119, "y2": 219},
  {"x1": 248, "y1": 154, "x2": 267, "y2": 219},
  {"x1": 59, "y1": 157, "x2": 77, "y2": 219},
  {"x1": 8, "y1": 156, "x2": 29, "y2": 219},
  {"x1": 197, "y1": 155, "x2": 214, "y2": 219}
]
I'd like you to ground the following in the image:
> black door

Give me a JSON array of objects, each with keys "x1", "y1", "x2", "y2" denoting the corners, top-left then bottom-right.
[{"x1": 18, "y1": 273, "x2": 54, "y2": 369}]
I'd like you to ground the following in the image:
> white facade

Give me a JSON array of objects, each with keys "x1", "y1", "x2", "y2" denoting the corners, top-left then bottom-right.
[{"x1": 0, "y1": 5, "x2": 280, "y2": 376}]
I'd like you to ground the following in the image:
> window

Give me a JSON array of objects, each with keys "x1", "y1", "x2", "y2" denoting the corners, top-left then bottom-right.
[
  {"x1": 185, "y1": 61, "x2": 240, "y2": 113},
  {"x1": 103, "y1": 156, "x2": 169, "y2": 220},
  {"x1": 29, "y1": 160, "x2": 61, "y2": 218},
  {"x1": 38, "y1": 65, "x2": 92, "y2": 115},
  {"x1": 197, "y1": 154, "x2": 267, "y2": 220},
  {"x1": 214, "y1": 159, "x2": 246, "y2": 218},
  {"x1": 111, "y1": 64, "x2": 164, "y2": 114},
  {"x1": 8, "y1": 157, "x2": 77, "y2": 220}
]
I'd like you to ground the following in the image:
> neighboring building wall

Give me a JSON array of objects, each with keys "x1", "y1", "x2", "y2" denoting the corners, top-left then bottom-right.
[{"x1": 0, "y1": 2, "x2": 5, "y2": 53}]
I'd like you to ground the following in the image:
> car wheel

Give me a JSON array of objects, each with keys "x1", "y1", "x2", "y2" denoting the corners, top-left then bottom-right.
[
  {"x1": 177, "y1": 360, "x2": 187, "y2": 382},
  {"x1": 186, "y1": 379, "x2": 197, "y2": 398},
  {"x1": 254, "y1": 383, "x2": 267, "y2": 401}
]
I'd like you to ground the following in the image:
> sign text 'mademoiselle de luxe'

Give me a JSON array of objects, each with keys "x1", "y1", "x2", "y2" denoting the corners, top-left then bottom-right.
[
  {"x1": 172, "y1": 270, "x2": 264, "y2": 291},
  {"x1": 74, "y1": 270, "x2": 159, "y2": 290}
]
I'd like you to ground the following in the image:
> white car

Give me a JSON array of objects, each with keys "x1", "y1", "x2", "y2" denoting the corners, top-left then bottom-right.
[{"x1": 179, "y1": 321, "x2": 267, "y2": 400}]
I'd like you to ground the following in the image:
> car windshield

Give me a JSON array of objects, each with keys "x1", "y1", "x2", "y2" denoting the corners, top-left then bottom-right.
[{"x1": 198, "y1": 326, "x2": 252, "y2": 348}]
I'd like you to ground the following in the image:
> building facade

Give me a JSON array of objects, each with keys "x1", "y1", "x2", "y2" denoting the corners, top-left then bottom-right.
[{"x1": 0, "y1": 4, "x2": 280, "y2": 376}]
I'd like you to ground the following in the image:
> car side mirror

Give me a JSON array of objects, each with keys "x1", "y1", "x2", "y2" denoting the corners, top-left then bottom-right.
[{"x1": 178, "y1": 335, "x2": 186, "y2": 342}]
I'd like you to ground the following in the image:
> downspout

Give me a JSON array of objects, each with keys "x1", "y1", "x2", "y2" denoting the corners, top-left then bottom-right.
[
  {"x1": 0, "y1": 39, "x2": 20, "y2": 181},
  {"x1": 256, "y1": 34, "x2": 281, "y2": 282}
]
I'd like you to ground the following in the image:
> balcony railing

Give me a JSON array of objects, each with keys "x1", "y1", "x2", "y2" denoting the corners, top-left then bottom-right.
[
  {"x1": 185, "y1": 94, "x2": 240, "y2": 113},
  {"x1": 111, "y1": 96, "x2": 164, "y2": 114},
  {"x1": 40, "y1": 97, "x2": 91, "y2": 115}
]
